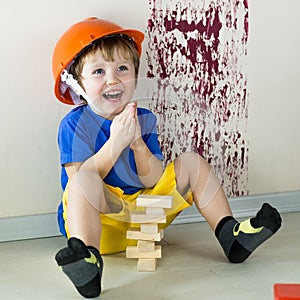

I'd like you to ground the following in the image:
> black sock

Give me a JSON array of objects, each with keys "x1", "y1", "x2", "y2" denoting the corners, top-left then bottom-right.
[
  {"x1": 215, "y1": 203, "x2": 282, "y2": 263},
  {"x1": 55, "y1": 237, "x2": 103, "y2": 298}
]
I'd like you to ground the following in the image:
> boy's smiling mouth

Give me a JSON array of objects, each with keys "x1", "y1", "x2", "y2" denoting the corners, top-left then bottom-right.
[{"x1": 103, "y1": 90, "x2": 123, "y2": 100}]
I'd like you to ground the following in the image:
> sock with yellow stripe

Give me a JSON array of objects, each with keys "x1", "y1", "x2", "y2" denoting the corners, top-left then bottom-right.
[
  {"x1": 215, "y1": 203, "x2": 282, "y2": 263},
  {"x1": 55, "y1": 237, "x2": 103, "y2": 298}
]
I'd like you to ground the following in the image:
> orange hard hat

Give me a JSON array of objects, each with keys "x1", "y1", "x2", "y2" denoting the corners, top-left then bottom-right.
[{"x1": 52, "y1": 17, "x2": 144, "y2": 105}]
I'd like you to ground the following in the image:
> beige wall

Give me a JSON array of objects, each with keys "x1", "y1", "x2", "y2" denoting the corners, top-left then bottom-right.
[
  {"x1": 248, "y1": 0, "x2": 300, "y2": 194},
  {"x1": 0, "y1": 0, "x2": 299, "y2": 218}
]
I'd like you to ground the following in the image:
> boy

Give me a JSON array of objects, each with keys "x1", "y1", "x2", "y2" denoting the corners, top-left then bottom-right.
[{"x1": 52, "y1": 17, "x2": 281, "y2": 298}]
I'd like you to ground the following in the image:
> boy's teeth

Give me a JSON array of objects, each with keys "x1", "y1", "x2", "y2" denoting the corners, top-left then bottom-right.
[{"x1": 104, "y1": 91, "x2": 122, "y2": 99}]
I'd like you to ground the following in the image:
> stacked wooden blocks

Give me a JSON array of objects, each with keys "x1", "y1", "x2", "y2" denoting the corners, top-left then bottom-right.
[{"x1": 126, "y1": 195, "x2": 173, "y2": 271}]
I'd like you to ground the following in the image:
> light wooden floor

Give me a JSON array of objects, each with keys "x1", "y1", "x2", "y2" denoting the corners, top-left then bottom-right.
[{"x1": 0, "y1": 212, "x2": 299, "y2": 300}]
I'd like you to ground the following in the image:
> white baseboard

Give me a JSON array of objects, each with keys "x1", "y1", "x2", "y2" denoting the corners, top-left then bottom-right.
[
  {"x1": 0, "y1": 191, "x2": 299, "y2": 242},
  {"x1": 173, "y1": 190, "x2": 300, "y2": 224},
  {"x1": 0, "y1": 213, "x2": 60, "y2": 243}
]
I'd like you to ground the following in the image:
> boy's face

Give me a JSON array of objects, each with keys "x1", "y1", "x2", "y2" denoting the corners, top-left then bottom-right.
[{"x1": 80, "y1": 48, "x2": 136, "y2": 118}]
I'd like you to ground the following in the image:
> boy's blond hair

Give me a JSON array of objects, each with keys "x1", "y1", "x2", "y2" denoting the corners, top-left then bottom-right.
[{"x1": 69, "y1": 36, "x2": 140, "y2": 86}]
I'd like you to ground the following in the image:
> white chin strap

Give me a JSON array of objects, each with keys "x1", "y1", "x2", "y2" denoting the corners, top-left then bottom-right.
[
  {"x1": 60, "y1": 69, "x2": 93, "y2": 105},
  {"x1": 60, "y1": 70, "x2": 105, "y2": 115}
]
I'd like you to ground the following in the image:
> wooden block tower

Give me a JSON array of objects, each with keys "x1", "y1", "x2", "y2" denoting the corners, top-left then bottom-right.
[{"x1": 126, "y1": 195, "x2": 173, "y2": 272}]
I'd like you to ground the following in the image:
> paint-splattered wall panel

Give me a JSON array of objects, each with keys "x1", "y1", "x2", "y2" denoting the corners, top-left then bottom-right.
[{"x1": 145, "y1": 0, "x2": 249, "y2": 197}]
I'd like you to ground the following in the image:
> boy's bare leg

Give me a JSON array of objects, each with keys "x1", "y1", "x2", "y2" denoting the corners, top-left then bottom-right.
[
  {"x1": 174, "y1": 152, "x2": 282, "y2": 263},
  {"x1": 55, "y1": 170, "x2": 105, "y2": 298},
  {"x1": 174, "y1": 152, "x2": 232, "y2": 230},
  {"x1": 67, "y1": 170, "x2": 107, "y2": 249}
]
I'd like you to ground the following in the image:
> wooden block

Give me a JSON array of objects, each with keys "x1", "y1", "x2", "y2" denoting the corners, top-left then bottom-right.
[
  {"x1": 140, "y1": 223, "x2": 159, "y2": 233},
  {"x1": 126, "y1": 245, "x2": 162, "y2": 258},
  {"x1": 127, "y1": 227, "x2": 164, "y2": 241},
  {"x1": 131, "y1": 211, "x2": 166, "y2": 224},
  {"x1": 137, "y1": 240, "x2": 155, "y2": 252},
  {"x1": 274, "y1": 283, "x2": 300, "y2": 300},
  {"x1": 137, "y1": 258, "x2": 157, "y2": 272},
  {"x1": 136, "y1": 195, "x2": 173, "y2": 208},
  {"x1": 145, "y1": 207, "x2": 165, "y2": 217}
]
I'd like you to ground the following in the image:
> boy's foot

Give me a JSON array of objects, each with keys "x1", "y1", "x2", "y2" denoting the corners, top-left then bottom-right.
[
  {"x1": 215, "y1": 203, "x2": 282, "y2": 263},
  {"x1": 55, "y1": 237, "x2": 103, "y2": 298}
]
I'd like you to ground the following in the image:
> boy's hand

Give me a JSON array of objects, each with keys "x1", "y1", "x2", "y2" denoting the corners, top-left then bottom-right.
[
  {"x1": 130, "y1": 102, "x2": 143, "y2": 151},
  {"x1": 109, "y1": 103, "x2": 136, "y2": 150}
]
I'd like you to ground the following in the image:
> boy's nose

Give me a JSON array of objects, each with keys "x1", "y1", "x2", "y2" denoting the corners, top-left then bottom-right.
[{"x1": 106, "y1": 72, "x2": 120, "y2": 86}]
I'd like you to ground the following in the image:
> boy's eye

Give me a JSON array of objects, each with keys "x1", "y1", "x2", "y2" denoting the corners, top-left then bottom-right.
[
  {"x1": 118, "y1": 65, "x2": 128, "y2": 72},
  {"x1": 95, "y1": 68, "x2": 105, "y2": 75}
]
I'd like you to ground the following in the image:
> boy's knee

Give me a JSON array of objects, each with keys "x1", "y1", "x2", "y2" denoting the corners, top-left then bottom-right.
[
  {"x1": 69, "y1": 170, "x2": 102, "y2": 189},
  {"x1": 174, "y1": 152, "x2": 202, "y2": 194},
  {"x1": 175, "y1": 152, "x2": 207, "y2": 173},
  {"x1": 68, "y1": 170, "x2": 106, "y2": 210},
  {"x1": 175, "y1": 152, "x2": 199, "y2": 168},
  {"x1": 177, "y1": 151, "x2": 200, "y2": 160}
]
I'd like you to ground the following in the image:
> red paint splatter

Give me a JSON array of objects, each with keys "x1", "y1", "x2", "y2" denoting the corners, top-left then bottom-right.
[{"x1": 145, "y1": 0, "x2": 249, "y2": 196}]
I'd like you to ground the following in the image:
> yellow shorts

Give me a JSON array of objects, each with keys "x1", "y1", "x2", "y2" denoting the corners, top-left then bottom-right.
[{"x1": 62, "y1": 162, "x2": 193, "y2": 255}]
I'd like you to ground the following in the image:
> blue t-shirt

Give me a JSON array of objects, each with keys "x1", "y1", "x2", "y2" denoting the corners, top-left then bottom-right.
[{"x1": 58, "y1": 105, "x2": 164, "y2": 194}]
